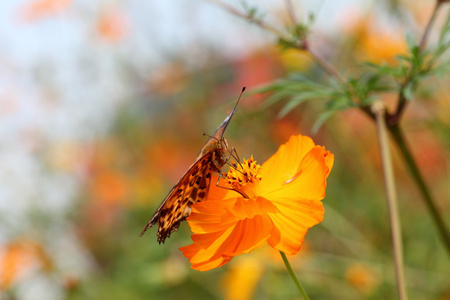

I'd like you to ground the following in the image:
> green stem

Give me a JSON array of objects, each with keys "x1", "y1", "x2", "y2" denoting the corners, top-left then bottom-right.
[
  {"x1": 372, "y1": 102, "x2": 408, "y2": 300},
  {"x1": 388, "y1": 123, "x2": 450, "y2": 254},
  {"x1": 279, "y1": 251, "x2": 310, "y2": 300}
]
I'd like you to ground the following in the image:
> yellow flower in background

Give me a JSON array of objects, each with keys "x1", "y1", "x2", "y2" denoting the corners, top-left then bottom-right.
[
  {"x1": 279, "y1": 49, "x2": 313, "y2": 72},
  {"x1": 180, "y1": 135, "x2": 334, "y2": 271},
  {"x1": 221, "y1": 255, "x2": 264, "y2": 300},
  {"x1": 345, "y1": 263, "x2": 381, "y2": 295}
]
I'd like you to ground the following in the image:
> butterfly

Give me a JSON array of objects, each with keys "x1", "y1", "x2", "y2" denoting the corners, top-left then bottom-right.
[{"x1": 140, "y1": 87, "x2": 246, "y2": 243}]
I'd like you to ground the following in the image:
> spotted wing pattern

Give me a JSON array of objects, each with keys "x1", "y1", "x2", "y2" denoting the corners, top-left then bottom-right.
[
  {"x1": 140, "y1": 148, "x2": 223, "y2": 243},
  {"x1": 140, "y1": 87, "x2": 245, "y2": 243}
]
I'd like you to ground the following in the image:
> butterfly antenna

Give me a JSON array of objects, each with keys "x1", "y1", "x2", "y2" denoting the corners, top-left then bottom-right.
[{"x1": 203, "y1": 133, "x2": 219, "y2": 142}]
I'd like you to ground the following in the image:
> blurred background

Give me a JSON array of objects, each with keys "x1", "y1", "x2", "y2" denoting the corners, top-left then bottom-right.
[{"x1": 0, "y1": 0, "x2": 449, "y2": 299}]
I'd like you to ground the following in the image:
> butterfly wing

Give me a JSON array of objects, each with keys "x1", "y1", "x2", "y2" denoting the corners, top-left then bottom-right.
[
  {"x1": 140, "y1": 150, "x2": 219, "y2": 243},
  {"x1": 141, "y1": 87, "x2": 245, "y2": 243}
]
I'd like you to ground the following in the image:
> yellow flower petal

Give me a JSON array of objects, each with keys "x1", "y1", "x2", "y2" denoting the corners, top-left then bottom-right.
[
  {"x1": 264, "y1": 146, "x2": 334, "y2": 201},
  {"x1": 232, "y1": 197, "x2": 279, "y2": 220},
  {"x1": 187, "y1": 198, "x2": 237, "y2": 234},
  {"x1": 260, "y1": 135, "x2": 316, "y2": 192},
  {"x1": 180, "y1": 242, "x2": 233, "y2": 271},
  {"x1": 267, "y1": 197, "x2": 324, "y2": 254},
  {"x1": 181, "y1": 214, "x2": 273, "y2": 271}
]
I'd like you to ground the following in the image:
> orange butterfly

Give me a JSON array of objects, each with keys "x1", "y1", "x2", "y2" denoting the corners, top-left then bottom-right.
[{"x1": 141, "y1": 87, "x2": 246, "y2": 243}]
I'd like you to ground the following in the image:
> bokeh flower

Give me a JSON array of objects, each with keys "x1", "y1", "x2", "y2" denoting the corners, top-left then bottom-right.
[
  {"x1": 19, "y1": 0, "x2": 71, "y2": 23},
  {"x1": 345, "y1": 263, "x2": 381, "y2": 296},
  {"x1": 180, "y1": 135, "x2": 334, "y2": 271},
  {"x1": 0, "y1": 239, "x2": 53, "y2": 290}
]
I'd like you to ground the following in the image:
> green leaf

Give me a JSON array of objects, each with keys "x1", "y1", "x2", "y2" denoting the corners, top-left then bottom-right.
[
  {"x1": 278, "y1": 99, "x2": 305, "y2": 118},
  {"x1": 402, "y1": 82, "x2": 415, "y2": 101},
  {"x1": 312, "y1": 110, "x2": 338, "y2": 133},
  {"x1": 262, "y1": 89, "x2": 296, "y2": 109},
  {"x1": 405, "y1": 33, "x2": 417, "y2": 51},
  {"x1": 253, "y1": 82, "x2": 283, "y2": 94},
  {"x1": 438, "y1": 10, "x2": 450, "y2": 45},
  {"x1": 277, "y1": 93, "x2": 319, "y2": 118}
]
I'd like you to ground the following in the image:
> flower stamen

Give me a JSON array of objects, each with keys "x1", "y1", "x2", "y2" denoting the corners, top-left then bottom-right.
[{"x1": 225, "y1": 156, "x2": 262, "y2": 193}]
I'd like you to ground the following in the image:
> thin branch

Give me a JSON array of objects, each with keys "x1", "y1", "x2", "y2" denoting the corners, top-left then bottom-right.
[
  {"x1": 388, "y1": 124, "x2": 450, "y2": 254},
  {"x1": 307, "y1": 47, "x2": 346, "y2": 84},
  {"x1": 205, "y1": 0, "x2": 351, "y2": 102},
  {"x1": 394, "y1": 1, "x2": 445, "y2": 122},
  {"x1": 284, "y1": 0, "x2": 298, "y2": 25},
  {"x1": 360, "y1": 105, "x2": 377, "y2": 121},
  {"x1": 372, "y1": 101, "x2": 408, "y2": 300},
  {"x1": 419, "y1": 1, "x2": 443, "y2": 51},
  {"x1": 386, "y1": 4, "x2": 450, "y2": 252},
  {"x1": 391, "y1": 91, "x2": 407, "y2": 126},
  {"x1": 204, "y1": 0, "x2": 289, "y2": 38}
]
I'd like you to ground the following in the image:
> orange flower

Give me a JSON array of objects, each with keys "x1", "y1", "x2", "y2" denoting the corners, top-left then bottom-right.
[
  {"x1": 19, "y1": 0, "x2": 71, "y2": 23},
  {"x1": 345, "y1": 263, "x2": 381, "y2": 295},
  {"x1": 96, "y1": 10, "x2": 128, "y2": 42},
  {"x1": 0, "y1": 239, "x2": 53, "y2": 290},
  {"x1": 180, "y1": 135, "x2": 334, "y2": 271}
]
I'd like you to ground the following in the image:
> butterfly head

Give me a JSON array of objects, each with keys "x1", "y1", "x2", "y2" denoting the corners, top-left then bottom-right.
[{"x1": 201, "y1": 136, "x2": 228, "y2": 155}]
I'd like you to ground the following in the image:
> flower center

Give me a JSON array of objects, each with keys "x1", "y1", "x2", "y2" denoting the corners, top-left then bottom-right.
[{"x1": 224, "y1": 156, "x2": 262, "y2": 195}]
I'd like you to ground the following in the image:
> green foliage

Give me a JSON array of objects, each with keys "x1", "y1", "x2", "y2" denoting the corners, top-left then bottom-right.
[
  {"x1": 262, "y1": 12, "x2": 450, "y2": 131},
  {"x1": 241, "y1": 1, "x2": 265, "y2": 23},
  {"x1": 277, "y1": 24, "x2": 310, "y2": 50}
]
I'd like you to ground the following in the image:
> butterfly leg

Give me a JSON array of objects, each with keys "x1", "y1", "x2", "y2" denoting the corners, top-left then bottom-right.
[
  {"x1": 214, "y1": 175, "x2": 249, "y2": 198},
  {"x1": 229, "y1": 147, "x2": 242, "y2": 164},
  {"x1": 223, "y1": 147, "x2": 241, "y2": 169},
  {"x1": 230, "y1": 147, "x2": 247, "y2": 174},
  {"x1": 224, "y1": 147, "x2": 251, "y2": 180},
  {"x1": 222, "y1": 147, "x2": 240, "y2": 171}
]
